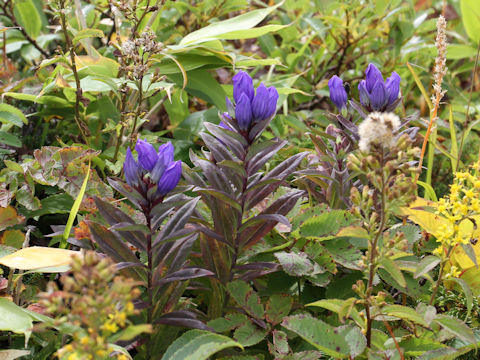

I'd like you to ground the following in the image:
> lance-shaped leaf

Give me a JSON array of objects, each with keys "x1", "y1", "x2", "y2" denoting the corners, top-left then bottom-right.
[
  {"x1": 155, "y1": 198, "x2": 200, "y2": 243},
  {"x1": 87, "y1": 222, "x2": 144, "y2": 280},
  {"x1": 240, "y1": 190, "x2": 304, "y2": 248},
  {"x1": 204, "y1": 122, "x2": 246, "y2": 158},
  {"x1": 246, "y1": 138, "x2": 287, "y2": 175},
  {"x1": 155, "y1": 267, "x2": 214, "y2": 287},
  {"x1": 93, "y1": 197, "x2": 147, "y2": 251},
  {"x1": 200, "y1": 132, "x2": 236, "y2": 163},
  {"x1": 108, "y1": 178, "x2": 145, "y2": 209},
  {"x1": 156, "y1": 311, "x2": 213, "y2": 331},
  {"x1": 245, "y1": 152, "x2": 308, "y2": 210}
]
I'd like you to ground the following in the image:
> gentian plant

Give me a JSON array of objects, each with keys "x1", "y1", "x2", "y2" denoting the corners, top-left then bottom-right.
[
  {"x1": 183, "y1": 71, "x2": 307, "y2": 319},
  {"x1": 87, "y1": 140, "x2": 213, "y2": 357},
  {"x1": 358, "y1": 63, "x2": 401, "y2": 112}
]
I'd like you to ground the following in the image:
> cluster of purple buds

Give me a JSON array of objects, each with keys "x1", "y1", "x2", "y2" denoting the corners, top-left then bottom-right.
[
  {"x1": 358, "y1": 64, "x2": 400, "y2": 112},
  {"x1": 224, "y1": 71, "x2": 279, "y2": 131},
  {"x1": 328, "y1": 63, "x2": 401, "y2": 113},
  {"x1": 123, "y1": 140, "x2": 182, "y2": 200}
]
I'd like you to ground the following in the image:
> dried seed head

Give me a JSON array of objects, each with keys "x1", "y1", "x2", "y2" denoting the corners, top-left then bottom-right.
[{"x1": 358, "y1": 112, "x2": 401, "y2": 152}]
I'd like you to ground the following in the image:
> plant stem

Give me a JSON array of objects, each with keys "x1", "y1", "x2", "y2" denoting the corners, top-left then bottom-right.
[
  {"x1": 130, "y1": 77, "x2": 144, "y2": 147},
  {"x1": 146, "y1": 208, "x2": 154, "y2": 359},
  {"x1": 366, "y1": 149, "x2": 386, "y2": 348},
  {"x1": 58, "y1": 0, "x2": 89, "y2": 144},
  {"x1": 429, "y1": 246, "x2": 454, "y2": 306}
]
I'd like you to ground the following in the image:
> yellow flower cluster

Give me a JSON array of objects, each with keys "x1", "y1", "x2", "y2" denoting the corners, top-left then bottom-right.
[{"x1": 433, "y1": 165, "x2": 480, "y2": 271}]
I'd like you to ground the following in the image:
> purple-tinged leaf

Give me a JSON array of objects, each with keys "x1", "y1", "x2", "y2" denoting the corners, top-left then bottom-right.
[
  {"x1": 155, "y1": 267, "x2": 214, "y2": 287},
  {"x1": 200, "y1": 132, "x2": 235, "y2": 163},
  {"x1": 107, "y1": 177, "x2": 145, "y2": 209},
  {"x1": 156, "y1": 311, "x2": 213, "y2": 331}
]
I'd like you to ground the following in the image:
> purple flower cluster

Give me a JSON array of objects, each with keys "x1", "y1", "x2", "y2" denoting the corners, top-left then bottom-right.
[
  {"x1": 124, "y1": 140, "x2": 182, "y2": 197},
  {"x1": 328, "y1": 63, "x2": 401, "y2": 113},
  {"x1": 227, "y1": 71, "x2": 279, "y2": 131}
]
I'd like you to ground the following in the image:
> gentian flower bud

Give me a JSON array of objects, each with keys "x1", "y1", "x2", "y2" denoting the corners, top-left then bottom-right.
[
  {"x1": 358, "y1": 80, "x2": 370, "y2": 108},
  {"x1": 226, "y1": 71, "x2": 279, "y2": 134},
  {"x1": 235, "y1": 93, "x2": 253, "y2": 131},
  {"x1": 385, "y1": 72, "x2": 400, "y2": 105},
  {"x1": 233, "y1": 71, "x2": 254, "y2": 103},
  {"x1": 370, "y1": 81, "x2": 388, "y2": 111},
  {"x1": 124, "y1": 148, "x2": 139, "y2": 187},
  {"x1": 357, "y1": 63, "x2": 402, "y2": 112},
  {"x1": 123, "y1": 140, "x2": 182, "y2": 200},
  {"x1": 135, "y1": 139, "x2": 158, "y2": 172},
  {"x1": 157, "y1": 161, "x2": 182, "y2": 196},
  {"x1": 219, "y1": 120, "x2": 232, "y2": 131},
  {"x1": 365, "y1": 64, "x2": 383, "y2": 92},
  {"x1": 328, "y1": 75, "x2": 348, "y2": 110}
]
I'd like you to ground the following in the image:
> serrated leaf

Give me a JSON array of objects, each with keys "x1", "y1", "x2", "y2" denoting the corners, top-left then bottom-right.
[
  {"x1": 233, "y1": 321, "x2": 266, "y2": 347},
  {"x1": 300, "y1": 209, "x2": 349, "y2": 238},
  {"x1": 281, "y1": 314, "x2": 351, "y2": 358},
  {"x1": 227, "y1": 280, "x2": 264, "y2": 319},
  {"x1": 274, "y1": 251, "x2": 314, "y2": 277},
  {"x1": 266, "y1": 294, "x2": 292, "y2": 325}
]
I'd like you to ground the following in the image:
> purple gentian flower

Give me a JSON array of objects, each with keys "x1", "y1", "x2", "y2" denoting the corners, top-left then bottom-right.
[
  {"x1": 123, "y1": 140, "x2": 182, "y2": 197},
  {"x1": 228, "y1": 71, "x2": 279, "y2": 132},
  {"x1": 358, "y1": 63, "x2": 401, "y2": 112},
  {"x1": 328, "y1": 75, "x2": 348, "y2": 110}
]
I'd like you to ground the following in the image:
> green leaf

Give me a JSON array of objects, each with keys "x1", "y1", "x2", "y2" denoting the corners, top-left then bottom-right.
[
  {"x1": 380, "y1": 257, "x2": 406, "y2": 288},
  {"x1": 72, "y1": 28, "x2": 104, "y2": 44},
  {"x1": 337, "y1": 325, "x2": 366, "y2": 358},
  {"x1": 299, "y1": 209, "x2": 348, "y2": 238},
  {"x1": 414, "y1": 256, "x2": 440, "y2": 279},
  {"x1": 0, "y1": 103, "x2": 28, "y2": 127},
  {"x1": 0, "y1": 298, "x2": 34, "y2": 345},
  {"x1": 179, "y1": 1, "x2": 284, "y2": 45},
  {"x1": 233, "y1": 321, "x2": 266, "y2": 347},
  {"x1": 266, "y1": 294, "x2": 293, "y2": 325},
  {"x1": 306, "y1": 298, "x2": 363, "y2": 326},
  {"x1": 208, "y1": 313, "x2": 248, "y2": 333},
  {"x1": 0, "y1": 131, "x2": 21, "y2": 147},
  {"x1": 274, "y1": 251, "x2": 314, "y2": 277},
  {"x1": 0, "y1": 206, "x2": 24, "y2": 232},
  {"x1": 450, "y1": 278, "x2": 474, "y2": 320},
  {"x1": 63, "y1": 162, "x2": 90, "y2": 242},
  {"x1": 281, "y1": 314, "x2": 353, "y2": 358},
  {"x1": 381, "y1": 304, "x2": 429, "y2": 327},
  {"x1": 13, "y1": 0, "x2": 42, "y2": 39},
  {"x1": 434, "y1": 315, "x2": 476, "y2": 344},
  {"x1": 227, "y1": 280, "x2": 264, "y2": 319},
  {"x1": 161, "y1": 329, "x2": 243, "y2": 360},
  {"x1": 460, "y1": 0, "x2": 480, "y2": 43}
]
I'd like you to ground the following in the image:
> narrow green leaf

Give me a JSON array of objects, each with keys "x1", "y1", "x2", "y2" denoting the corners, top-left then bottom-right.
[
  {"x1": 161, "y1": 329, "x2": 242, "y2": 360},
  {"x1": 448, "y1": 106, "x2": 458, "y2": 171},
  {"x1": 63, "y1": 162, "x2": 90, "y2": 243},
  {"x1": 72, "y1": 28, "x2": 104, "y2": 44},
  {"x1": 460, "y1": 0, "x2": 480, "y2": 43},
  {"x1": 414, "y1": 256, "x2": 441, "y2": 279},
  {"x1": 381, "y1": 304, "x2": 429, "y2": 327},
  {"x1": 450, "y1": 278, "x2": 473, "y2": 320},
  {"x1": 380, "y1": 257, "x2": 406, "y2": 288},
  {"x1": 406, "y1": 62, "x2": 433, "y2": 111},
  {"x1": 0, "y1": 103, "x2": 28, "y2": 126},
  {"x1": 417, "y1": 181, "x2": 438, "y2": 202},
  {"x1": 13, "y1": 0, "x2": 42, "y2": 39}
]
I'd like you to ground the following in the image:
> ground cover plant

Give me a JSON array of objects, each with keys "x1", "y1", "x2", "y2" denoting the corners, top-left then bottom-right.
[{"x1": 2, "y1": 0, "x2": 480, "y2": 359}]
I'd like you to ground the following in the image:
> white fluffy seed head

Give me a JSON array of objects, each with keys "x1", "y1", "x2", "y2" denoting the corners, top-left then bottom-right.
[{"x1": 358, "y1": 112, "x2": 401, "y2": 152}]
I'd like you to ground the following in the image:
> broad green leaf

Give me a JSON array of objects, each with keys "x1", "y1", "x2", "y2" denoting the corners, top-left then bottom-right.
[
  {"x1": 460, "y1": 0, "x2": 480, "y2": 43},
  {"x1": 281, "y1": 314, "x2": 353, "y2": 358},
  {"x1": 300, "y1": 209, "x2": 348, "y2": 238},
  {"x1": 208, "y1": 313, "x2": 248, "y2": 333},
  {"x1": 161, "y1": 329, "x2": 242, "y2": 360},
  {"x1": 0, "y1": 298, "x2": 34, "y2": 345},
  {"x1": 380, "y1": 257, "x2": 406, "y2": 287},
  {"x1": 337, "y1": 325, "x2": 366, "y2": 358},
  {"x1": 63, "y1": 162, "x2": 90, "y2": 242},
  {"x1": 0, "y1": 103, "x2": 28, "y2": 127},
  {"x1": 381, "y1": 304, "x2": 429, "y2": 327},
  {"x1": 306, "y1": 298, "x2": 363, "y2": 326},
  {"x1": 0, "y1": 230, "x2": 24, "y2": 249},
  {"x1": 72, "y1": 28, "x2": 104, "y2": 44},
  {"x1": 233, "y1": 321, "x2": 266, "y2": 347},
  {"x1": 274, "y1": 251, "x2": 314, "y2": 277},
  {"x1": 0, "y1": 246, "x2": 78, "y2": 270},
  {"x1": 266, "y1": 294, "x2": 293, "y2": 325},
  {"x1": 13, "y1": 0, "x2": 42, "y2": 39},
  {"x1": 179, "y1": 1, "x2": 284, "y2": 45},
  {"x1": 434, "y1": 315, "x2": 475, "y2": 344},
  {"x1": 0, "y1": 131, "x2": 21, "y2": 147},
  {"x1": 227, "y1": 280, "x2": 264, "y2": 319}
]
